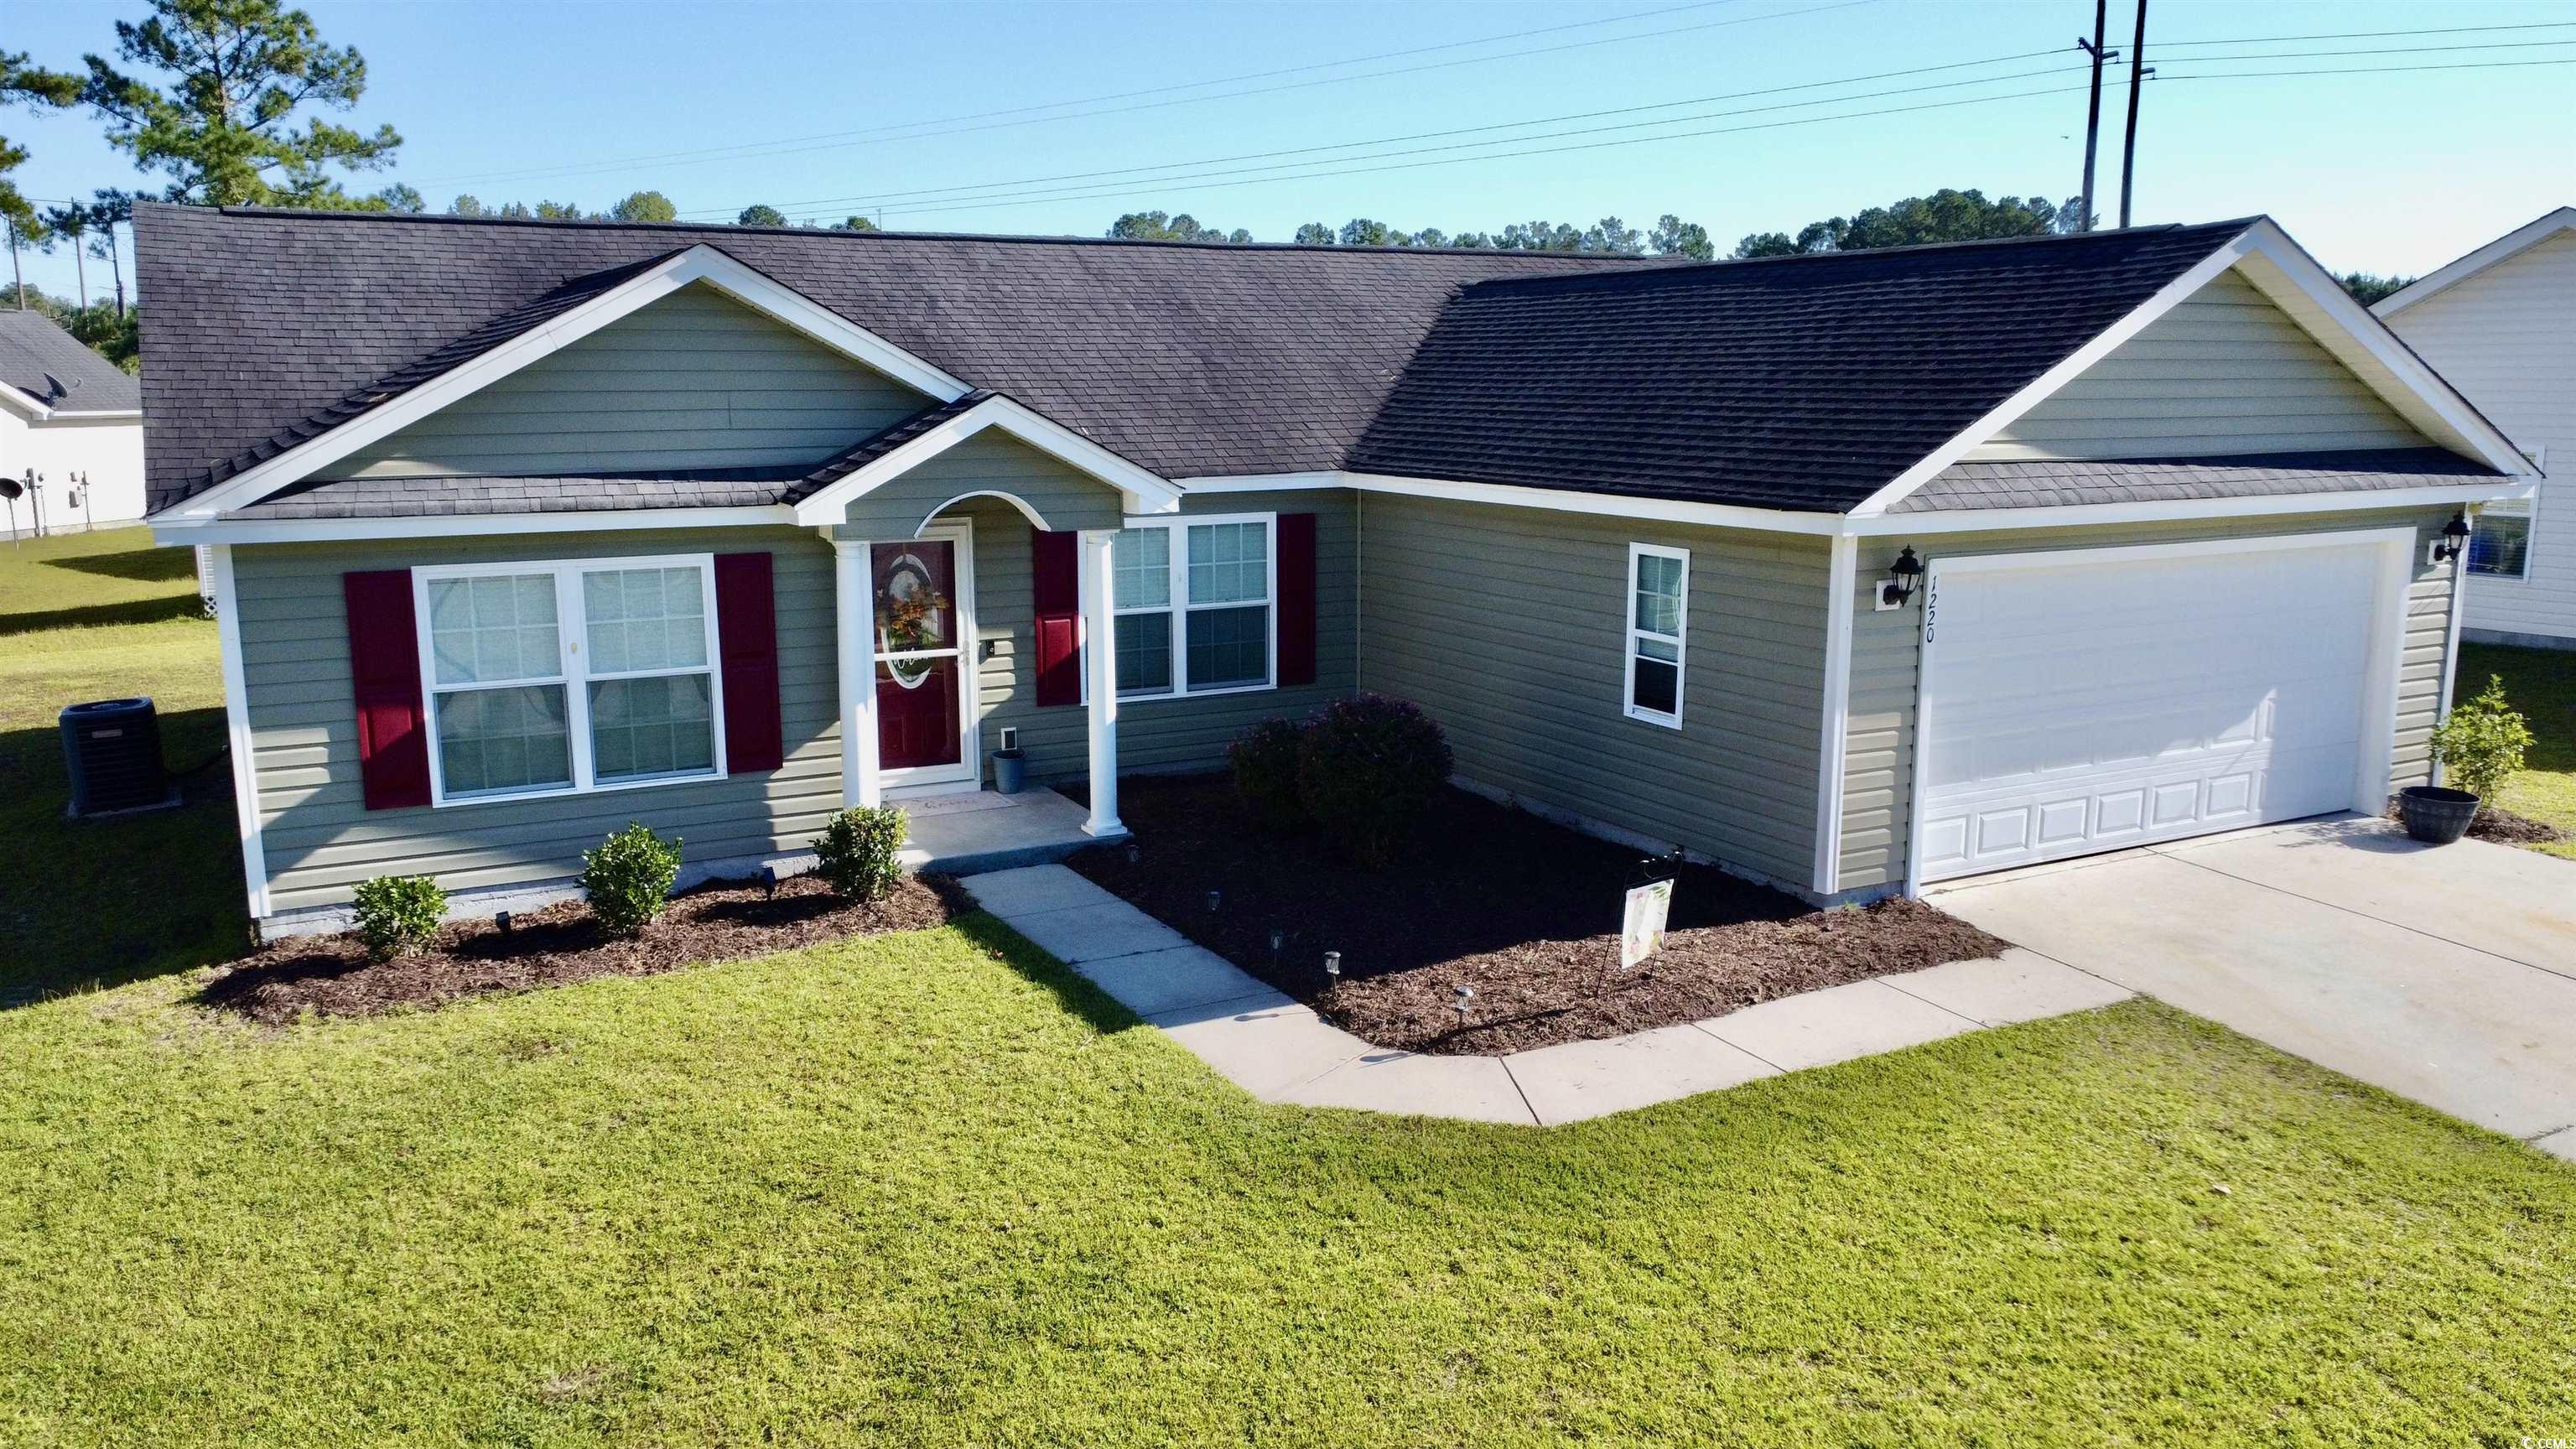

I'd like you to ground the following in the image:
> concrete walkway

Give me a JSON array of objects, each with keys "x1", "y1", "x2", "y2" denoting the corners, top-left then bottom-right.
[
  {"x1": 1930, "y1": 815, "x2": 2576, "y2": 1161},
  {"x1": 960, "y1": 865, "x2": 2132, "y2": 1126}
]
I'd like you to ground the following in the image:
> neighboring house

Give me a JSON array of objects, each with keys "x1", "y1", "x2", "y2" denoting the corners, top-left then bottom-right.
[
  {"x1": 2375, "y1": 206, "x2": 2576, "y2": 650},
  {"x1": 136, "y1": 205, "x2": 2531, "y2": 937},
  {"x1": 0, "y1": 309, "x2": 146, "y2": 535}
]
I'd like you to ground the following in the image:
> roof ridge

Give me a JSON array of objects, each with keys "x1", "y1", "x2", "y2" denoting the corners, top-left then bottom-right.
[{"x1": 149, "y1": 201, "x2": 1659, "y2": 262}]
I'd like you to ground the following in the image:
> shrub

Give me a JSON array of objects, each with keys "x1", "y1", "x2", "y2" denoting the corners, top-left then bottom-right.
[
  {"x1": 351, "y1": 874, "x2": 446, "y2": 962},
  {"x1": 581, "y1": 822, "x2": 683, "y2": 936},
  {"x1": 1296, "y1": 693, "x2": 1454, "y2": 867},
  {"x1": 2430, "y1": 674, "x2": 2533, "y2": 805},
  {"x1": 1228, "y1": 717, "x2": 1311, "y2": 831},
  {"x1": 814, "y1": 804, "x2": 909, "y2": 901}
]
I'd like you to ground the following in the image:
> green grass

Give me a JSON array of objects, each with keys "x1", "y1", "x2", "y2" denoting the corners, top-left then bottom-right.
[
  {"x1": 0, "y1": 527, "x2": 242, "y2": 1000},
  {"x1": 2, "y1": 925, "x2": 2570, "y2": 1446},
  {"x1": 2460, "y1": 641, "x2": 2576, "y2": 860}
]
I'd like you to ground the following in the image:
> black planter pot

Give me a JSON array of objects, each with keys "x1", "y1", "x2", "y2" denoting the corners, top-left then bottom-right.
[{"x1": 2398, "y1": 785, "x2": 2480, "y2": 845}]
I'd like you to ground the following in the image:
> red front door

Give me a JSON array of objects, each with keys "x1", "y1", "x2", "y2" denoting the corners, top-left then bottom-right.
[{"x1": 874, "y1": 540, "x2": 964, "y2": 771}]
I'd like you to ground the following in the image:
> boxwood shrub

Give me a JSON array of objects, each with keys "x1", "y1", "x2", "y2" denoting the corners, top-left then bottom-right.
[
  {"x1": 351, "y1": 874, "x2": 446, "y2": 962},
  {"x1": 1296, "y1": 693, "x2": 1453, "y2": 866},
  {"x1": 581, "y1": 822, "x2": 683, "y2": 937}
]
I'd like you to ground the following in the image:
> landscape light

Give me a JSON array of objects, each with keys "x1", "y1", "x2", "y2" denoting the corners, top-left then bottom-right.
[
  {"x1": 1323, "y1": 951, "x2": 1341, "y2": 984},
  {"x1": 494, "y1": 911, "x2": 513, "y2": 937},
  {"x1": 1452, "y1": 984, "x2": 1475, "y2": 1029}
]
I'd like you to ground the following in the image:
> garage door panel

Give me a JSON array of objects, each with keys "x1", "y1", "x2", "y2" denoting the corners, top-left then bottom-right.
[{"x1": 1917, "y1": 542, "x2": 2383, "y2": 883}]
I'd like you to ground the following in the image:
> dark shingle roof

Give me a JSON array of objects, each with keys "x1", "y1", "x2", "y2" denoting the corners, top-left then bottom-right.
[
  {"x1": 1346, "y1": 221, "x2": 2266, "y2": 513},
  {"x1": 0, "y1": 310, "x2": 142, "y2": 413},
  {"x1": 781, "y1": 391, "x2": 995, "y2": 504},
  {"x1": 135, "y1": 206, "x2": 1644, "y2": 514},
  {"x1": 234, "y1": 463, "x2": 809, "y2": 519},
  {"x1": 1893, "y1": 447, "x2": 2502, "y2": 512}
]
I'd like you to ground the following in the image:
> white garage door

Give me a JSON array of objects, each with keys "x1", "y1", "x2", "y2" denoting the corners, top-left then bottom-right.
[{"x1": 1914, "y1": 539, "x2": 2392, "y2": 884}]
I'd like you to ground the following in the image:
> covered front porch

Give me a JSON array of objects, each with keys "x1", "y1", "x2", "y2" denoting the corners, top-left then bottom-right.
[{"x1": 792, "y1": 391, "x2": 1185, "y2": 848}]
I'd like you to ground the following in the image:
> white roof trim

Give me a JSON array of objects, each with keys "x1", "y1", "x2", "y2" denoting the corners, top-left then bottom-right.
[
  {"x1": 790, "y1": 393, "x2": 1182, "y2": 527},
  {"x1": 165, "y1": 243, "x2": 973, "y2": 520},
  {"x1": 153, "y1": 504, "x2": 797, "y2": 546},
  {"x1": 2374, "y1": 206, "x2": 2576, "y2": 317},
  {"x1": 0, "y1": 386, "x2": 51, "y2": 420},
  {"x1": 1845, "y1": 220, "x2": 2536, "y2": 517},
  {"x1": 1857, "y1": 478, "x2": 2530, "y2": 537}
]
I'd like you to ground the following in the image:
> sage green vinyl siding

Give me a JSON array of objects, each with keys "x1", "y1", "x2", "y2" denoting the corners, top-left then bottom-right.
[
  {"x1": 958, "y1": 489, "x2": 1360, "y2": 785},
  {"x1": 834, "y1": 429, "x2": 1123, "y2": 538},
  {"x1": 1971, "y1": 270, "x2": 2431, "y2": 460},
  {"x1": 319, "y1": 283, "x2": 930, "y2": 480},
  {"x1": 1836, "y1": 507, "x2": 2459, "y2": 892},
  {"x1": 1357, "y1": 494, "x2": 1831, "y2": 889},
  {"x1": 233, "y1": 527, "x2": 841, "y2": 912}
]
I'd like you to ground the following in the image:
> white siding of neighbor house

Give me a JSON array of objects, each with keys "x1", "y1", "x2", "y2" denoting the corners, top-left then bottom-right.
[
  {"x1": 2379, "y1": 229, "x2": 2576, "y2": 645},
  {"x1": 1971, "y1": 269, "x2": 2432, "y2": 461},
  {"x1": 1836, "y1": 506, "x2": 2461, "y2": 893},
  {"x1": 1358, "y1": 493, "x2": 1832, "y2": 891},
  {"x1": 0, "y1": 410, "x2": 148, "y2": 532},
  {"x1": 316, "y1": 282, "x2": 932, "y2": 480}
]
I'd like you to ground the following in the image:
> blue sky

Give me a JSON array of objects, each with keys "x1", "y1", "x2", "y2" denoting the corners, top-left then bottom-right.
[{"x1": 8, "y1": 0, "x2": 2573, "y2": 305}]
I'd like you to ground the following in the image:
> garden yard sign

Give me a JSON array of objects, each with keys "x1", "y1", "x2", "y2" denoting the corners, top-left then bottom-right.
[{"x1": 1621, "y1": 876, "x2": 1673, "y2": 969}]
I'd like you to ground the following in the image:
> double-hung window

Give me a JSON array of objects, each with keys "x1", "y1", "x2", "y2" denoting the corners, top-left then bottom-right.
[
  {"x1": 416, "y1": 554, "x2": 725, "y2": 804},
  {"x1": 2468, "y1": 499, "x2": 2534, "y2": 579},
  {"x1": 1624, "y1": 543, "x2": 1689, "y2": 728},
  {"x1": 1107, "y1": 514, "x2": 1275, "y2": 698}
]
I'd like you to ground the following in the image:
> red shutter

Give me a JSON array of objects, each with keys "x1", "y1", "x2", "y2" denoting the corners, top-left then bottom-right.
[
  {"x1": 342, "y1": 569, "x2": 432, "y2": 810},
  {"x1": 1277, "y1": 512, "x2": 1319, "y2": 688},
  {"x1": 1032, "y1": 529, "x2": 1082, "y2": 707},
  {"x1": 714, "y1": 552, "x2": 783, "y2": 772}
]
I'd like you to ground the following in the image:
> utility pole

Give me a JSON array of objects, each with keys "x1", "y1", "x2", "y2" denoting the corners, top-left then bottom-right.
[
  {"x1": 2075, "y1": 0, "x2": 2115, "y2": 232},
  {"x1": 2118, "y1": 0, "x2": 2153, "y2": 229}
]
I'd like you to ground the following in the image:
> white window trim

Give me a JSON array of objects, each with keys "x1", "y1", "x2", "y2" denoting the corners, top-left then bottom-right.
[
  {"x1": 2468, "y1": 494, "x2": 2537, "y2": 582},
  {"x1": 411, "y1": 552, "x2": 728, "y2": 808},
  {"x1": 1093, "y1": 511, "x2": 1280, "y2": 702},
  {"x1": 1623, "y1": 542, "x2": 1689, "y2": 730}
]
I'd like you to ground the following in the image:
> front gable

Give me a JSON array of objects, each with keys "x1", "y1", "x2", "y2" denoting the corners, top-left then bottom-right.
[
  {"x1": 315, "y1": 283, "x2": 935, "y2": 481},
  {"x1": 1969, "y1": 268, "x2": 2430, "y2": 461}
]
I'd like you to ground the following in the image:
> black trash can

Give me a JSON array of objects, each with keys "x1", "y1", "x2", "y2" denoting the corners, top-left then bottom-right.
[{"x1": 60, "y1": 698, "x2": 169, "y2": 818}]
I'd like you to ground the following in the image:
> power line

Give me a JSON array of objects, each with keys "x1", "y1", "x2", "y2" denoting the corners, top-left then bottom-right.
[
  {"x1": 814, "y1": 53, "x2": 2576, "y2": 226},
  {"x1": 407, "y1": 0, "x2": 1874, "y2": 190},
  {"x1": 680, "y1": 45, "x2": 2085, "y2": 218},
  {"x1": 766, "y1": 63, "x2": 2091, "y2": 221},
  {"x1": 2158, "y1": 18, "x2": 2576, "y2": 47},
  {"x1": 768, "y1": 41, "x2": 2574, "y2": 225}
]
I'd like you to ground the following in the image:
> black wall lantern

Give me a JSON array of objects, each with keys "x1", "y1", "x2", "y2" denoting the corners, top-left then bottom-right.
[
  {"x1": 1875, "y1": 546, "x2": 1925, "y2": 610},
  {"x1": 2432, "y1": 512, "x2": 2472, "y2": 564}
]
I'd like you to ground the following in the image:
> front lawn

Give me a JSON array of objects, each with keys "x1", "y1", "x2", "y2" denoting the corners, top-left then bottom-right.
[
  {"x1": 3, "y1": 921, "x2": 2569, "y2": 1446},
  {"x1": 0, "y1": 527, "x2": 241, "y2": 1001},
  {"x1": 2461, "y1": 641, "x2": 2576, "y2": 860}
]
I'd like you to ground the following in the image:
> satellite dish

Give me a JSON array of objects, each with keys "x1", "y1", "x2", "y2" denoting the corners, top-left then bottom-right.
[{"x1": 0, "y1": 477, "x2": 22, "y2": 501}]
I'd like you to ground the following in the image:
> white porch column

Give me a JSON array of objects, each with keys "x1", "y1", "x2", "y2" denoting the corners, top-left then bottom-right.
[
  {"x1": 1079, "y1": 528, "x2": 1124, "y2": 838},
  {"x1": 833, "y1": 538, "x2": 882, "y2": 808}
]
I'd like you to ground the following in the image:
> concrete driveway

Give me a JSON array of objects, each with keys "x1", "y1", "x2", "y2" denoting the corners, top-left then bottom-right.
[{"x1": 1929, "y1": 815, "x2": 2576, "y2": 1161}]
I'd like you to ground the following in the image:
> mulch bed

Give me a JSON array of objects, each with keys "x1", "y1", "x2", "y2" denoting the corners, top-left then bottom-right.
[
  {"x1": 1067, "y1": 775, "x2": 2012, "y2": 1056},
  {"x1": 201, "y1": 872, "x2": 969, "y2": 1025},
  {"x1": 2466, "y1": 805, "x2": 2569, "y2": 846}
]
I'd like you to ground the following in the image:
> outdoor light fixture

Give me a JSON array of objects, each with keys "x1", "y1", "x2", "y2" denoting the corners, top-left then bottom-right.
[
  {"x1": 1268, "y1": 927, "x2": 1285, "y2": 959},
  {"x1": 1452, "y1": 984, "x2": 1475, "y2": 1028},
  {"x1": 1207, "y1": 889, "x2": 1223, "y2": 914},
  {"x1": 2432, "y1": 512, "x2": 2472, "y2": 565},
  {"x1": 1323, "y1": 951, "x2": 1342, "y2": 984},
  {"x1": 1124, "y1": 842, "x2": 1140, "y2": 866},
  {"x1": 495, "y1": 911, "x2": 514, "y2": 937},
  {"x1": 761, "y1": 865, "x2": 780, "y2": 901},
  {"x1": 1875, "y1": 547, "x2": 1925, "y2": 610}
]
